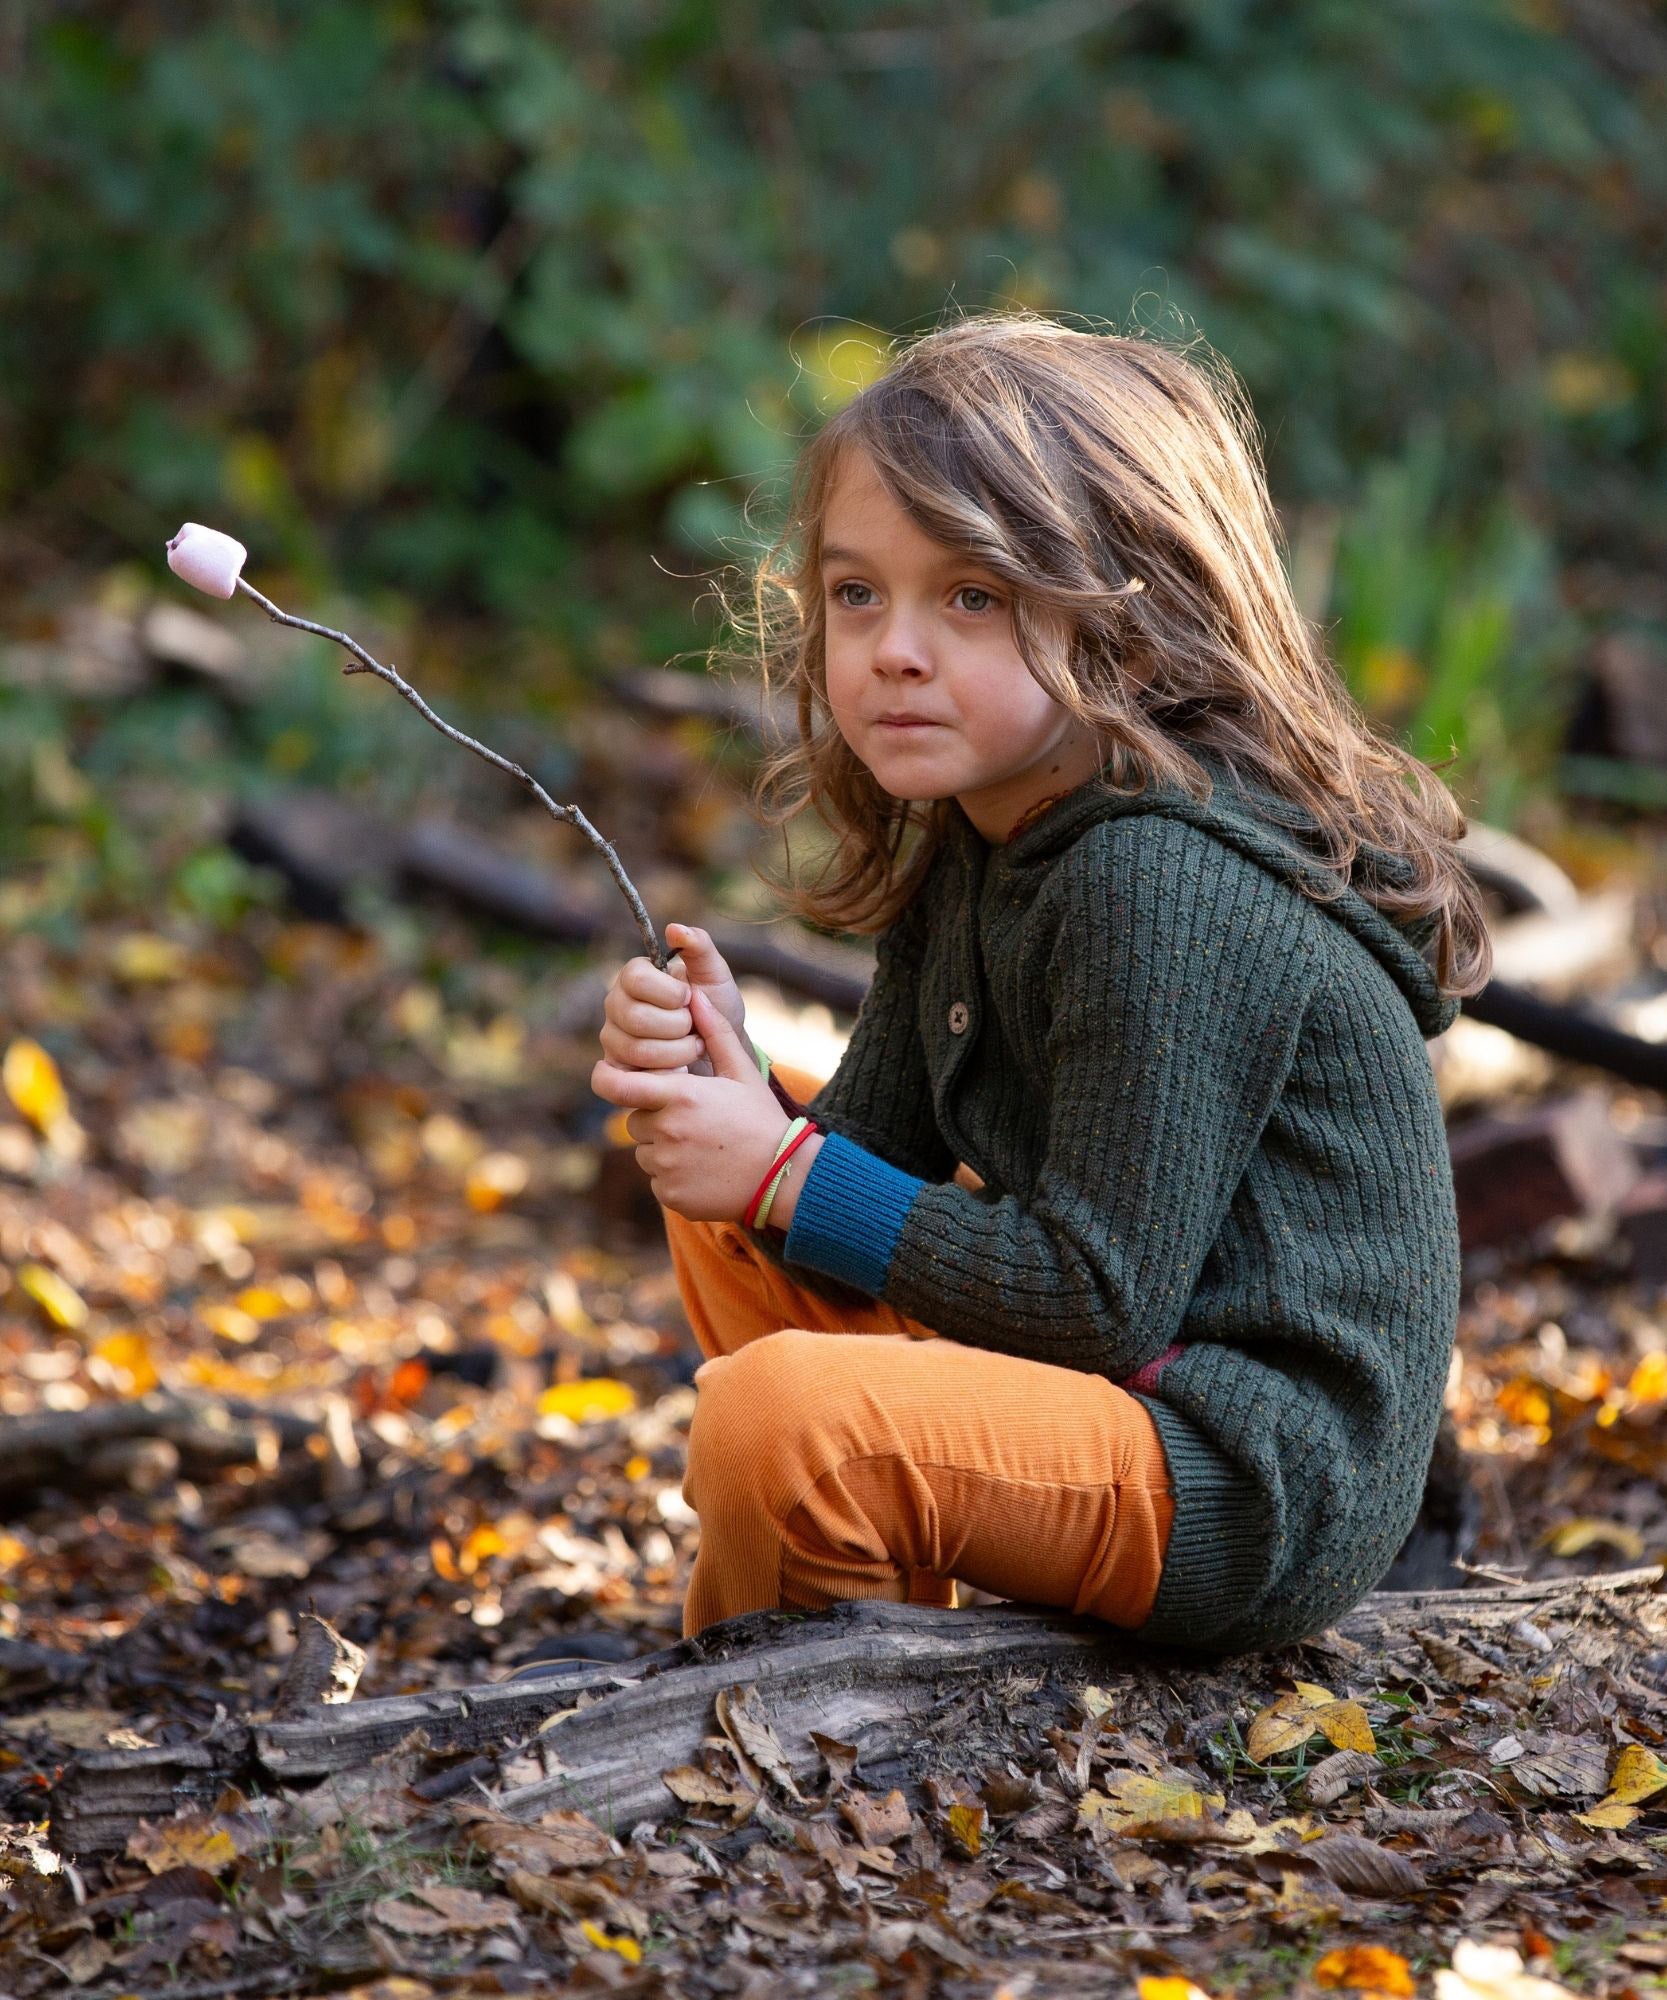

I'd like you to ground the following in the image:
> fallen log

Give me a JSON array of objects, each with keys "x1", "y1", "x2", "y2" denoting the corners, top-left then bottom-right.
[
  {"x1": 48, "y1": 1565, "x2": 1664, "y2": 1856},
  {"x1": 0, "y1": 1395, "x2": 320, "y2": 1509}
]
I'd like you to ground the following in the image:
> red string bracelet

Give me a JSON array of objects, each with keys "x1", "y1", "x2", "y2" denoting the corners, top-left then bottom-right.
[{"x1": 742, "y1": 1119, "x2": 820, "y2": 1232}]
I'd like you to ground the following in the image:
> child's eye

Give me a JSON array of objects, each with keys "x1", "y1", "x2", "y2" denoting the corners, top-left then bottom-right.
[
  {"x1": 830, "y1": 581, "x2": 874, "y2": 610},
  {"x1": 956, "y1": 586, "x2": 999, "y2": 616}
]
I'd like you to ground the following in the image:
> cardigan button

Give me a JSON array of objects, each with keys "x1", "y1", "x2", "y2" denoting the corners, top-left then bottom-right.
[{"x1": 948, "y1": 1000, "x2": 970, "y2": 1034}]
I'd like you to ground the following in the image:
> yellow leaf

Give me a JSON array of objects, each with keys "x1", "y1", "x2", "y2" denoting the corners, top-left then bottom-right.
[
  {"x1": 91, "y1": 1331, "x2": 160, "y2": 1398},
  {"x1": 1542, "y1": 1518, "x2": 1645, "y2": 1560},
  {"x1": 233, "y1": 1286, "x2": 289, "y2": 1321},
  {"x1": 1572, "y1": 1799, "x2": 1638, "y2": 1831},
  {"x1": 624, "y1": 1454, "x2": 651, "y2": 1482},
  {"x1": 200, "y1": 1302, "x2": 260, "y2": 1344},
  {"x1": 946, "y1": 1802, "x2": 985, "y2": 1858},
  {"x1": 1315, "y1": 1945, "x2": 1416, "y2": 1995},
  {"x1": 579, "y1": 1920, "x2": 641, "y2": 1964},
  {"x1": 537, "y1": 1378, "x2": 637, "y2": 1424},
  {"x1": 1314, "y1": 1700, "x2": 1377, "y2": 1755},
  {"x1": 1626, "y1": 1351, "x2": 1667, "y2": 1404},
  {"x1": 1140, "y1": 1981, "x2": 1216, "y2": 2000},
  {"x1": 1577, "y1": 1742, "x2": 1667, "y2": 1822},
  {"x1": 1246, "y1": 1686, "x2": 1376, "y2": 1761},
  {"x1": 111, "y1": 934, "x2": 186, "y2": 984},
  {"x1": 18, "y1": 1263, "x2": 87, "y2": 1331},
  {"x1": 4, "y1": 1038, "x2": 67, "y2": 1132},
  {"x1": 1606, "y1": 1742, "x2": 1667, "y2": 1804},
  {"x1": 0, "y1": 1532, "x2": 28, "y2": 1573},
  {"x1": 1078, "y1": 1769, "x2": 1225, "y2": 1831},
  {"x1": 126, "y1": 1815, "x2": 241, "y2": 1875}
]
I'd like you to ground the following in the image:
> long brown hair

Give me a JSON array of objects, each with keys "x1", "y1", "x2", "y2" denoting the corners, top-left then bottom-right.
[{"x1": 714, "y1": 309, "x2": 1492, "y2": 997}]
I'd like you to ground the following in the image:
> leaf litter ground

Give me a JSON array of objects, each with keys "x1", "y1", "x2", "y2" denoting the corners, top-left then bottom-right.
[{"x1": 2, "y1": 833, "x2": 1667, "y2": 1995}]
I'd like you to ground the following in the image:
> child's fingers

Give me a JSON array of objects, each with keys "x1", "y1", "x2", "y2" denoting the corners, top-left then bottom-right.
[
  {"x1": 590, "y1": 1058, "x2": 688, "y2": 1110},
  {"x1": 620, "y1": 955, "x2": 691, "y2": 1007},
  {"x1": 665, "y1": 923, "x2": 732, "y2": 984},
  {"x1": 612, "y1": 996, "x2": 694, "y2": 1041},
  {"x1": 599, "y1": 1020, "x2": 705, "y2": 1070}
]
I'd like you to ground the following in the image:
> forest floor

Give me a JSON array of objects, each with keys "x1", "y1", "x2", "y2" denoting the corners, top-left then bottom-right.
[{"x1": 1, "y1": 661, "x2": 1666, "y2": 1997}]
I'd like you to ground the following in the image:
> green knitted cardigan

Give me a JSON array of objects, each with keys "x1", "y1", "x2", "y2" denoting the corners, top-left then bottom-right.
[{"x1": 756, "y1": 752, "x2": 1462, "y2": 1658}]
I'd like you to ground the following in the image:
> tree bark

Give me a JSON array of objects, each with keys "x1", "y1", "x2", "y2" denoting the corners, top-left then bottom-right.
[{"x1": 49, "y1": 1566, "x2": 1664, "y2": 1856}]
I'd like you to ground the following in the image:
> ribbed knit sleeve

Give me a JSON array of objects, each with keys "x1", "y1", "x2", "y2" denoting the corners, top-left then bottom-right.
[
  {"x1": 782, "y1": 818, "x2": 1322, "y2": 1376},
  {"x1": 797, "y1": 894, "x2": 958, "y2": 1185}
]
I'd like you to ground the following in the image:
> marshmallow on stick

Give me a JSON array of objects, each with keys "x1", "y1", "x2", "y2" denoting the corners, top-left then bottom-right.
[
  {"x1": 166, "y1": 523, "x2": 248, "y2": 599},
  {"x1": 165, "y1": 523, "x2": 665, "y2": 969}
]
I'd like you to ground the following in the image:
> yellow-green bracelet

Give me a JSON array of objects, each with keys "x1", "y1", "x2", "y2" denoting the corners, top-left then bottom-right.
[{"x1": 752, "y1": 1115, "x2": 811, "y2": 1231}]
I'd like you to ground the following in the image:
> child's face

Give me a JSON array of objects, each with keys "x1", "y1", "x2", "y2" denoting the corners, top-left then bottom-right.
[{"x1": 819, "y1": 448, "x2": 1104, "y2": 843}]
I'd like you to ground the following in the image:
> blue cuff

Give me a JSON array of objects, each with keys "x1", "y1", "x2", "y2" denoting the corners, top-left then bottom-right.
[{"x1": 781, "y1": 1129, "x2": 925, "y2": 1297}]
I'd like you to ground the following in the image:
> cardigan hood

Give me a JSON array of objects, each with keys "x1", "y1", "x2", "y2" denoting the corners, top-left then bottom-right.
[{"x1": 948, "y1": 751, "x2": 1460, "y2": 1042}]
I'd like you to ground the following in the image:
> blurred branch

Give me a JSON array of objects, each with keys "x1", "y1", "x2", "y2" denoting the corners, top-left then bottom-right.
[
  {"x1": 779, "y1": 0, "x2": 1141, "y2": 72},
  {"x1": 233, "y1": 577, "x2": 666, "y2": 969}
]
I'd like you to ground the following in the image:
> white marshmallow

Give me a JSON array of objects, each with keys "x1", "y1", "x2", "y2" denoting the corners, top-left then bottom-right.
[{"x1": 166, "y1": 522, "x2": 247, "y2": 599}]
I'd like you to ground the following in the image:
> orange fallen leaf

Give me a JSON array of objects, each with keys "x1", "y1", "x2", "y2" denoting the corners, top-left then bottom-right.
[
  {"x1": 1315, "y1": 1944, "x2": 1416, "y2": 1995},
  {"x1": 90, "y1": 1330, "x2": 160, "y2": 1398},
  {"x1": 126, "y1": 1812, "x2": 243, "y2": 1875}
]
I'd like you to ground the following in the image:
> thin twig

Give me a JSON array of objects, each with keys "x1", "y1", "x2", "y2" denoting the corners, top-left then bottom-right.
[{"x1": 234, "y1": 577, "x2": 665, "y2": 968}]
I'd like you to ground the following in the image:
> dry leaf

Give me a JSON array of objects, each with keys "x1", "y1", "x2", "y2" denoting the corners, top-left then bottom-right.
[
  {"x1": 1509, "y1": 1734, "x2": 1609, "y2": 1798},
  {"x1": 126, "y1": 1811, "x2": 245, "y2": 1876},
  {"x1": 1315, "y1": 1944, "x2": 1415, "y2": 1995},
  {"x1": 455, "y1": 1801, "x2": 619, "y2": 1870},
  {"x1": 839, "y1": 1788, "x2": 914, "y2": 1845},
  {"x1": 1414, "y1": 1630, "x2": 1497, "y2": 1688},
  {"x1": 945, "y1": 1801, "x2": 986, "y2": 1858},
  {"x1": 1246, "y1": 1682, "x2": 1376, "y2": 1761},
  {"x1": 714, "y1": 1683, "x2": 803, "y2": 1802},
  {"x1": 1304, "y1": 1748, "x2": 1380, "y2": 1806},
  {"x1": 1306, "y1": 1832, "x2": 1426, "y2": 1896},
  {"x1": 662, "y1": 1765, "x2": 758, "y2": 1814},
  {"x1": 371, "y1": 1898, "x2": 454, "y2": 1937},
  {"x1": 1077, "y1": 1768, "x2": 1225, "y2": 1832},
  {"x1": 810, "y1": 1731, "x2": 858, "y2": 1786},
  {"x1": 409, "y1": 1882, "x2": 520, "y2": 1931}
]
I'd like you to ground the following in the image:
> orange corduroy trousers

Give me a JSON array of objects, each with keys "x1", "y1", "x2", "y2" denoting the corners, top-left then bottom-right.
[{"x1": 665, "y1": 1062, "x2": 1176, "y2": 1639}]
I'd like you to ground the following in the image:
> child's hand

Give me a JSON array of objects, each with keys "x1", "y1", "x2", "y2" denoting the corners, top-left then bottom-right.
[
  {"x1": 592, "y1": 988, "x2": 786, "y2": 1221},
  {"x1": 599, "y1": 922, "x2": 748, "y2": 1080}
]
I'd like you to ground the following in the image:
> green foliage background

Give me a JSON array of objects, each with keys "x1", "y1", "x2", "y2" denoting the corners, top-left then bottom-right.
[{"x1": 2, "y1": 0, "x2": 1664, "y2": 831}]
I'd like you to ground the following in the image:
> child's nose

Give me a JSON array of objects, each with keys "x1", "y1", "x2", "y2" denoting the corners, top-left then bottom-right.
[{"x1": 872, "y1": 616, "x2": 934, "y2": 674}]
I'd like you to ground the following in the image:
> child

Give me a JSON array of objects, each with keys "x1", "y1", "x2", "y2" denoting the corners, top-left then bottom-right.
[{"x1": 591, "y1": 311, "x2": 1490, "y2": 1659}]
